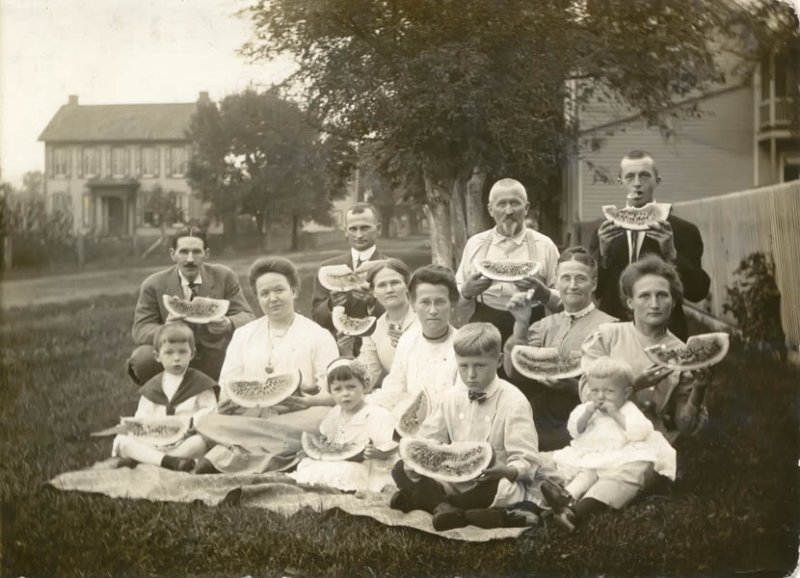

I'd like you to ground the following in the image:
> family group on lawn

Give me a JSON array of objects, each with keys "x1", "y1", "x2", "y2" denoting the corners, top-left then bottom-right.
[{"x1": 117, "y1": 149, "x2": 712, "y2": 533}]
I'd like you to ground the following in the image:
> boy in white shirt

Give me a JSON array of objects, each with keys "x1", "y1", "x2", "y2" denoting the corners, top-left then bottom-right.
[
  {"x1": 390, "y1": 322, "x2": 541, "y2": 530},
  {"x1": 114, "y1": 322, "x2": 218, "y2": 471}
]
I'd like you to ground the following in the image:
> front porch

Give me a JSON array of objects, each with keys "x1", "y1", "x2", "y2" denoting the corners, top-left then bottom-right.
[{"x1": 85, "y1": 178, "x2": 140, "y2": 237}]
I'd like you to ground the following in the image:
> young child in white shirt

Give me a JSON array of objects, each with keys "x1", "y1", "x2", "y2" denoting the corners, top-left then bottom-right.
[
  {"x1": 390, "y1": 322, "x2": 541, "y2": 531},
  {"x1": 114, "y1": 322, "x2": 218, "y2": 471},
  {"x1": 291, "y1": 357, "x2": 397, "y2": 492},
  {"x1": 540, "y1": 356, "x2": 676, "y2": 532}
]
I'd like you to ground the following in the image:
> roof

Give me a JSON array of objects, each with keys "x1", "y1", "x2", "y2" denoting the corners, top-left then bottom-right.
[{"x1": 38, "y1": 102, "x2": 199, "y2": 142}]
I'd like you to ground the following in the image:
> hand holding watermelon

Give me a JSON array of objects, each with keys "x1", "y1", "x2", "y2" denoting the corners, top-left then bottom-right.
[
  {"x1": 632, "y1": 364, "x2": 674, "y2": 391},
  {"x1": 462, "y1": 272, "x2": 493, "y2": 299},
  {"x1": 597, "y1": 220, "x2": 625, "y2": 257},
  {"x1": 643, "y1": 220, "x2": 677, "y2": 261},
  {"x1": 505, "y1": 291, "x2": 533, "y2": 324}
]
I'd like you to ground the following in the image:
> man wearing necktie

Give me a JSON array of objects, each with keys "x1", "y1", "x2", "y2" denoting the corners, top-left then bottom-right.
[
  {"x1": 312, "y1": 203, "x2": 387, "y2": 348},
  {"x1": 127, "y1": 227, "x2": 255, "y2": 385},
  {"x1": 589, "y1": 150, "x2": 710, "y2": 340}
]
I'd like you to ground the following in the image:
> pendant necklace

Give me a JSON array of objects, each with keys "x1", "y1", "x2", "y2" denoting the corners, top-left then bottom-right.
[{"x1": 265, "y1": 319, "x2": 290, "y2": 374}]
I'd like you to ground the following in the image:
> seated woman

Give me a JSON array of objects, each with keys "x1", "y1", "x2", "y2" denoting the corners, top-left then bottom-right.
[
  {"x1": 195, "y1": 257, "x2": 339, "y2": 474},
  {"x1": 355, "y1": 258, "x2": 418, "y2": 390},
  {"x1": 503, "y1": 247, "x2": 616, "y2": 450},
  {"x1": 564, "y1": 255, "x2": 709, "y2": 518},
  {"x1": 370, "y1": 264, "x2": 460, "y2": 411}
]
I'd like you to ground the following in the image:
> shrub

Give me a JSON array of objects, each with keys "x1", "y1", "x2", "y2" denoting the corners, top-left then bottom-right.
[{"x1": 1, "y1": 193, "x2": 75, "y2": 270}]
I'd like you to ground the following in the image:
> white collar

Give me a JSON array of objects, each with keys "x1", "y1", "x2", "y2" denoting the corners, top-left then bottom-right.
[
  {"x1": 463, "y1": 376, "x2": 501, "y2": 401},
  {"x1": 351, "y1": 246, "x2": 377, "y2": 266},
  {"x1": 565, "y1": 302, "x2": 595, "y2": 320},
  {"x1": 178, "y1": 270, "x2": 202, "y2": 286},
  {"x1": 492, "y1": 226, "x2": 527, "y2": 246}
]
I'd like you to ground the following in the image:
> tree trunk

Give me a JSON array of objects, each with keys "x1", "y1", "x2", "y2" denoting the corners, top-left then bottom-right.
[
  {"x1": 422, "y1": 170, "x2": 454, "y2": 268},
  {"x1": 291, "y1": 214, "x2": 301, "y2": 251},
  {"x1": 450, "y1": 176, "x2": 468, "y2": 264},
  {"x1": 465, "y1": 169, "x2": 488, "y2": 236}
]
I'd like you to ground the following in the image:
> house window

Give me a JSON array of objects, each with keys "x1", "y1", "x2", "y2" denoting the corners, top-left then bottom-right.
[
  {"x1": 111, "y1": 147, "x2": 129, "y2": 177},
  {"x1": 83, "y1": 148, "x2": 99, "y2": 177},
  {"x1": 169, "y1": 146, "x2": 188, "y2": 177},
  {"x1": 82, "y1": 194, "x2": 93, "y2": 227},
  {"x1": 52, "y1": 192, "x2": 72, "y2": 214},
  {"x1": 54, "y1": 148, "x2": 70, "y2": 177},
  {"x1": 141, "y1": 147, "x2": 159, "y2": 177}
]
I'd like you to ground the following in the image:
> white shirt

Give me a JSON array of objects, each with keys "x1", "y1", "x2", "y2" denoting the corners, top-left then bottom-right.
[{"x1": 350, "y1": 246, "x2": 377, "y2": 269}]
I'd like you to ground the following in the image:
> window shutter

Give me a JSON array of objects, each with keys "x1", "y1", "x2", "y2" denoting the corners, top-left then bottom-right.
[
  {"x1": 105, "y1": 147, "x2": 112, "y2": 177},
  {"x1": 47, "y1": 147, "x2": 54, "y2": 178},
  {"x1": 166, "y1": 147, "x2": 172, "y2": 177},
  {"x1": 134, "y1": 147, "x2": 141, "y2": 177},
  {"x1": 124, "y1": 148, "x2": 130, "y2": 177},
  {"x1": 77, "y1": 147, "x2": 83, "y2": 178}
]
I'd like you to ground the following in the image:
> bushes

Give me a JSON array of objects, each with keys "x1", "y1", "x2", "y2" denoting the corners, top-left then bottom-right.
[{"x1": 1, "y1": 194, "x2": 76, "y2": 271}]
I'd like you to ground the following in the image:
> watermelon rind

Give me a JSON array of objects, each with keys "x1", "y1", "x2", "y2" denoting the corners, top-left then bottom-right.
[
  {"x1": 318, "y1": 264, "x2": 371, "y2": 293},
  {"x1": 118, "y1": 416, "x2": 191, "y2": 446},
  {"x1": 475, "y1": 259, "x2": 541, "y2": 282},
  {"x1": 394, "y1": 390, "x2": 429, "y2": 438},
  {"x1": 601, "y1": 203, "x2": 671, "y2": 231},
  {"x1": 225, "y1": 369, "x2": 302, "y2": 408},
  {"x1": 510, "y1": 346, "x2": 583, "y2": 381},
  {"x1": 332, "y1": 306, "x2": 377, "y2": 336},
  {"x1": 400, "y1": 438, "x2": 493, "y2": 484},
  {"x1": 162, "y1": 295, "x2": 230, "y2": 324},
  {"x1": 301, "y1": 431, "x2": 366, "y2": 461},
  {"x1": 644, "y1": 332, "x2": 730, "y2": 371}
]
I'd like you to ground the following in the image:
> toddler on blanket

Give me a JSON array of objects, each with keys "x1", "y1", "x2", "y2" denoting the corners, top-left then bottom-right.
[{"x1": 113, "y1": 322, "x2": 217, "y2": 471}]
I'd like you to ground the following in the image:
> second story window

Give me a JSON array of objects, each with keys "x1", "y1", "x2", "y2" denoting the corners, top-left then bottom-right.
[
  {"x1": 141, "y1": 147, "x2": 159, "y2": 177},
  {"x1": 111, "y1": 147, "x2": 129, "y2": 178},
  {"x1": 169, "y1": 146, "x2": 188, "y2": 177},
  {"x1": 83, "y1": 148, "x2": 99, "y2": 177},
  {"x1": 54, "y1": 148, "x2": 70, "y2": 177}
]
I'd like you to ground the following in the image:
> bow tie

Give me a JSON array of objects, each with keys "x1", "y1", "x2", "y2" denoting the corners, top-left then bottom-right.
[{"x1": 467, "y1": 390, "x2": 487, "y2": 404}]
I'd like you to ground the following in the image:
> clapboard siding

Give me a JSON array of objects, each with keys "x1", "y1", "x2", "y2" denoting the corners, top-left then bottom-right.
[{"x1": 573, "y1": 85, "x2": 755, "y2": 222}]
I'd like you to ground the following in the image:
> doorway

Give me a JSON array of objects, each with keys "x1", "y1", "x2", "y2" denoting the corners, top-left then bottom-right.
[{"x1": 105, "y1": 196, "x2": 125, "y2": 235}]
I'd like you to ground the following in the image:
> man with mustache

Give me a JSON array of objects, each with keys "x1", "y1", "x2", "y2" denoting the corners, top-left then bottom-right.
[
  {"x1": 589, "y1": 150, "x2": 710, "y2": 340},
  {"x1": 456, "y1": 178, "x2": 561, "y2": 345},
  {"x1": 127, "y1": 226, "x2": 255, "y2": 385}
]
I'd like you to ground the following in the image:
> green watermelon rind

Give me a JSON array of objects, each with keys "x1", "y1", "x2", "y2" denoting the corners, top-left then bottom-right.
[
  {"x1": 225, "y1": 370, "x2": 302, "y2": 408},
  {"x1": 331, "y1": 306, "x2": 377, "y2": 336},
  {"x1": 162, "y1": 295, "x2": 230, "y2": 324},
  {"x1": 510, "y1": 345, "x2": 583, "y2": 381},
  {"x1": 644, "y1": 332, "x2": 730, "y2": 371},
  {"x1": 119, "y1": 416, "x2": 191, "y2": 446},
  {"x1": 475, "y1": 259, "x2": 541, "y2": 282},
  {"x1": 399, "y1": 438, "x2": 493, "y2": 484},
  {"x1": 395, "y1": 390, "x2": 429, "y2": 438},
  {"x1": 301, "y1": 431, "x2": 366, "y2": 461},
  {"x1": 601, "y1": 203, "x2": 670, "y2": 231}
]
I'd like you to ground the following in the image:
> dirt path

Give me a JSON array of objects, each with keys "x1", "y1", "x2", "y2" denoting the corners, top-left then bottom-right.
[{"x1": 0, "y1": 238, "x2": 430, "y2": 310}]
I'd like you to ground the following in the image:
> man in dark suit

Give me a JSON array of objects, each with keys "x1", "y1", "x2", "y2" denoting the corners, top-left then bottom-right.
[
  {"x1": 589, "y1": 150, "x2": 710, "y2": 340},
  {"x1": 127, "y1": 226, "x2": 255, "y2": 385},
  {"x1": 311, "y1": 202, "x2": 386, "y2": 344}
]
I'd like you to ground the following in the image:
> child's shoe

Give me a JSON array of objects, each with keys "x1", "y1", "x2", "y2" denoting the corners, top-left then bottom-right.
[
  {"x1": 432, "y1": 503, "x2": 467, "y2": 531},
  {"x1": 161, "y1": 455, "x2": 195, "y2": 472},
  {"x1": 389, "y1": 490, "x2": 413, "y2": 513},
  {"x1": 116, "y1": 458, "x2": 139, "y2": 469},
  {"x1": 553, "y1": 505, "x2": 577, "y2": 533},
  {"x1": 540, "y1": 479, "x2": 574, "y2": 512},
  {"x1": 464, "y1": 508, "x2": 508, "y2": 529}
]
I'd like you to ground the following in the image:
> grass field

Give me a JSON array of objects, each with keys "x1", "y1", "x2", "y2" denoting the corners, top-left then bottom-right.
[{"x1": 1, "y1": 264, "x2": 798, "y2": 577}]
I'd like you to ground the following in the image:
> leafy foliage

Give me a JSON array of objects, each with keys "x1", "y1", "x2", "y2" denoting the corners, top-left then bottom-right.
[
  {"x1": 723, "y1": 252, "x2": 787, "y2": 361},
  {"x1": 186, "y1": 89, "x2": 356, "y2": 247}
]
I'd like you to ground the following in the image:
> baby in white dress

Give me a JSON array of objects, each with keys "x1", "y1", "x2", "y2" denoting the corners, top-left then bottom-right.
[
  {"x1": 291, "y1": 357, "x2": 398, "y2": 492},
  {"x1": 541, "y1": 356, "x2": 675, "y2": 532}
]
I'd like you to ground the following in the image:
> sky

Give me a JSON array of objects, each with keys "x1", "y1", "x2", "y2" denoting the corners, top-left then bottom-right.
[{"x1": 0, "y1": 0, "x2": 296, "y2": 186}]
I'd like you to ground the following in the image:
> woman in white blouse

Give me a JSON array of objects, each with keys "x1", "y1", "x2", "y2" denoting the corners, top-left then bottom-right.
[
  {"x1": 195, "y1": 256, "x2": 339, "y2": 474},
  {"x1": 357, "y1": 258, "x2": 418, "y2": 390}
]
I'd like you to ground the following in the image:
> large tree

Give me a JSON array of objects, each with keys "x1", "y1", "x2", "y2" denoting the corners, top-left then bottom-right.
[
  {"x1": 187, "y1": 89, "x2": 355, "y2": 250},
  {"x1": 243, "y1": 0, "x2": 740, "y2": 266}
]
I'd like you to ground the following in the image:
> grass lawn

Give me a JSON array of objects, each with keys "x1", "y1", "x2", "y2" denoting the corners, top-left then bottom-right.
[{"x1": 1, "y1": 264, "x2": 798, "y2": 576}]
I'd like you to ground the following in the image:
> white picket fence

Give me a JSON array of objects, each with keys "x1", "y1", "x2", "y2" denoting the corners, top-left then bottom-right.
[{"x1": 672, "y1": 181, "x2": 800, "y2": 351}]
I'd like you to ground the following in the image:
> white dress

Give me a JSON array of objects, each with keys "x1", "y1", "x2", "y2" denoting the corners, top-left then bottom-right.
[
  {"x1": 552, "y1": 401, "x2": 676, "y2": 480},
  {"x1": 290, "y1": 403, "x2": 398, "y2": 492},
  {"x1": 357, "y1": 308, "x2": 418, "y2": 390}
]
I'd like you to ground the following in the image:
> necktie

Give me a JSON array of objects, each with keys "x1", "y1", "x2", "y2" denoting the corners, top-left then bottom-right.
[
  {"x1": 355, "y1": 256, "x2": 363, "y2": 270},
  {"x1": 629, "y1": 231, "x2": 640, "y2": 263},
  {"x1": 187, "y1": 282, "x2": 198, "y2": 301},
  {"x1": 468, "y1": 390, "x2": 487, "y2": 404}
]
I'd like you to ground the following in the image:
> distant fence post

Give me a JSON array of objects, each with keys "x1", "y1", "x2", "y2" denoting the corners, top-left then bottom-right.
[
  {"x1": 3, "y1": 236, "x2": 11, "y2": 272},
  {"x1": 76, "y1": 233, "x2": 85, "y2": 269}
]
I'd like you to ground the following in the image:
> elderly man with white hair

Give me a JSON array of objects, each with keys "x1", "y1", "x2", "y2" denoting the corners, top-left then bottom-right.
[{"x1": 455, "y1": 178, "x2": 561, "y2": 344}]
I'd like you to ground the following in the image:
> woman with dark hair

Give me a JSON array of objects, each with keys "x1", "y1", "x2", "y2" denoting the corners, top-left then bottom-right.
[
  {"x1": 195, "y1": 256, "x2": 339, "y2": 474},
  {"x1": 370, "y1": 264, "x2": 460, "y2": 410},
  {"x1": 355, "y1": 258, "x2": 418, "y2": 390},
  {"x1": 504, "y1": 247, "x2": 617, "y2": 450},
  {"x1": 547, "y1": 255, "x2": 710, "y2": 527}
]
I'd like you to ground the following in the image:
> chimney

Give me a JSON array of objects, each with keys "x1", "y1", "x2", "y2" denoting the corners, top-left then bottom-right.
[
  {"x1": 68, "y1": 94, "x2": 79, "y2": 106},
  {"x1": 198, "y1": 91, "x2": 210, "y2": 104}
]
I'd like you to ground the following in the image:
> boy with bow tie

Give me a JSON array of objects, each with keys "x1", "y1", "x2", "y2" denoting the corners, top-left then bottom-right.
[{"x1": 389, "y1": 322, "x2": 541, "y2": 531}]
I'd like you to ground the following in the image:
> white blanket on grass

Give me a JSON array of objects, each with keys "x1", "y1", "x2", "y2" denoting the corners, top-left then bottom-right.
[{"x1": 48, "y1": 460, "x2": 530, "y2": 542}]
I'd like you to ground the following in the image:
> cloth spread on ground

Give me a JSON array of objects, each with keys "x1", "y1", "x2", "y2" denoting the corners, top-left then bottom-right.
[{"x1": 48, "y1": 460, "x2": 529, "y2": 542}]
